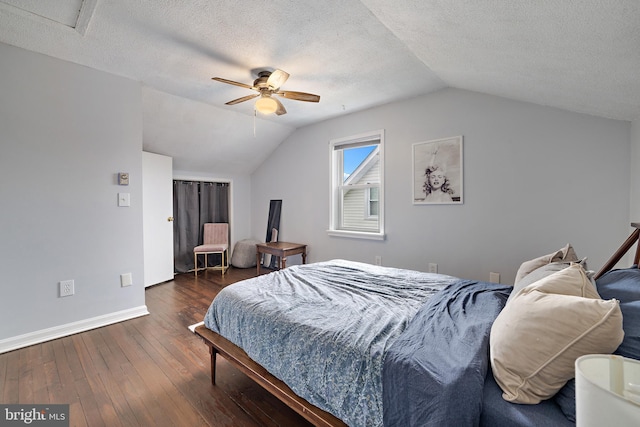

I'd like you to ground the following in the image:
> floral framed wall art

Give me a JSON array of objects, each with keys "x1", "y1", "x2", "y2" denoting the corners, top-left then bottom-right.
[{"x1": 412, "y1": 136, "x2": 463, "y2": 205}]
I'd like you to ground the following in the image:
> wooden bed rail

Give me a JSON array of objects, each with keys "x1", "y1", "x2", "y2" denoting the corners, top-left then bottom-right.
[
  {"x1": 594, "y1": 222, "x2": 640, "y2": 280},
  {"x1": 194, "y1": 325, "x2": 347, "y2": 427}
]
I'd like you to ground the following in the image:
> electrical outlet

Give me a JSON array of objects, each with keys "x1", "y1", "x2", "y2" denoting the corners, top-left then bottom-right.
[
  {"x1": 59, "y1": 280, "x2": 74, "y2": 297},
  {"x1": 428, "y1": 263, "x2": 438, "y2": 273},
  {"x1": 490, "y1": 272, "x2": 501, "y2": 283},
  {"x1": 375, "y1": 256, "x2": 382, "y2": 266},
  {"x1": 120, "y1": 273, "x2": 133, "y2": 287}
]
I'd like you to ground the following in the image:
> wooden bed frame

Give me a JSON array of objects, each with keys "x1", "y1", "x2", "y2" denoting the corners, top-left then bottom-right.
[
  {"x1": 195, "y1": 223, "x2": 640, "y2": 427},
  {"x1": 194, "y1": 325, "x2": 347, "y2": 427},
  {"x1": 594, "y1": 222, "x2": 640, "y2": 279}
]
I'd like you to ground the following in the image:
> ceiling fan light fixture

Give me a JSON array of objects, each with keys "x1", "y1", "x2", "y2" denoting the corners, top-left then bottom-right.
[
  {"x1": 266, "y1": 69, "x2": 290, "y2": 90},
  {"x1": 213, "y1": 69, "x2": 319, "y2": 117},
  {"x1": 255, "y1": 96, "x2": 278, "y2": 114}
]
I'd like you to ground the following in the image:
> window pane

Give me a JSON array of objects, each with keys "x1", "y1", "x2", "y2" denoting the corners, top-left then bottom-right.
[
  {"x1": 341, "y1": 188, "x2": 379, "y2": 231},
  {"x1": 369, "y1": 187, "x2": 379, "y2": 201},
  {"x1": 342, "y1": 145, "x2": 377, "y2": 184},
  {"x1": 369, "y1": 200, "x2": 379, "y2": 216}
]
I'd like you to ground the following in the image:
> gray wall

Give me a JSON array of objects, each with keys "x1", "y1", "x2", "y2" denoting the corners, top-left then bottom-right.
[
  {"x1": 251, "y1": 88, "x2": 631, "y2": 283},
  {"x1": 0, "y1": 43, "x2": 145, "y2": 340}
]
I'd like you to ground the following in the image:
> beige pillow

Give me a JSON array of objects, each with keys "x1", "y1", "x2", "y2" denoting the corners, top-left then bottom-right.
[
  {"x1": 507, "y1": 258, "x2": 591, "y2": 304},
  {"x1": 490, "y1": 264, "x2": 624, "y2": 404},
  {"x1": 514, "y1": 244, "x2": 578, "y2": 284}
]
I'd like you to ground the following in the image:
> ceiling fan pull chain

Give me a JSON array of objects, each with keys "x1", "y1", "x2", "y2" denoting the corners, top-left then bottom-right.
[{"x1": 253, "y1": 108, "x2": 257, "y2": 137}]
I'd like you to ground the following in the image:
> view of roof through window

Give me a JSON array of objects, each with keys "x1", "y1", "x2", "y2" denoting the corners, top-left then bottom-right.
[{"x1": 343, "y1": 145, "x2": 376, "y2": 182}]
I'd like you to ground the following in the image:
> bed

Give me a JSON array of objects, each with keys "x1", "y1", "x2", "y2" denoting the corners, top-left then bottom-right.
[{"x1": 194, "y1": 224, "x2": 640, "y2": 426}]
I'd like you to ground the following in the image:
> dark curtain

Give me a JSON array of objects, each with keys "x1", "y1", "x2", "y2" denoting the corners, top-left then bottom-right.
[
  {"x1": 173, "y1": 181, "x2": 230, "y2": 273},
  {"x1": 200, "y1": 182, "x2": 230, "y2": 230}
]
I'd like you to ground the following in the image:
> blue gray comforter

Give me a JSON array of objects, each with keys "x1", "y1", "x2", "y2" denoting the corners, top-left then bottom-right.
[
  {"x1": 203, "y1": 259, "x2": 458, "y2": 427},
  {"x1": 383, "y1": 280, "x2": 511, "y2": 427}
]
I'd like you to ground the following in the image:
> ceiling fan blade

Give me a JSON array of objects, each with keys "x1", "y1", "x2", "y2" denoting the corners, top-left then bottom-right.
[
  {"x1": 226, "y1": 94, "x2": 259, "y2": 105},
  {"x1": 276, "y1": 90, "x2": 320, "y2": 103},
  {"x1": 267, "y1": 69, "x2": 290, "y2": 90},
  {"x1": 274, "y1": 98, "x2": 287, "y2": 116},
  {"x1": 212, "y1": 77, "x2": 253, "y2": 90}
]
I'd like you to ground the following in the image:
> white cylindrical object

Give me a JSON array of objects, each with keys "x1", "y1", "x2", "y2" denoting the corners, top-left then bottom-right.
[{"x1": 575, "y1": 354, "x2": 640, "y2": 427}]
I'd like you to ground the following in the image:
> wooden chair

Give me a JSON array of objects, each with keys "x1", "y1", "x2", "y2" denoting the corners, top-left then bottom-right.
[{"x1": 194, "y1": 223, "x2": 229, "y2": 276}]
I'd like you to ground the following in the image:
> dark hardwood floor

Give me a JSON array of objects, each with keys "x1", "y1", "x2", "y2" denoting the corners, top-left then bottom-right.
[{"x1": 0, "y1": 267, "x2": 314, "y2": 427}]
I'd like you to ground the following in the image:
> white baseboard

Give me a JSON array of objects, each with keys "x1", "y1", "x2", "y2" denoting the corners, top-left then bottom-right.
[{"x1": 0, "y1": 305, "x2": 149, "y2": 354}]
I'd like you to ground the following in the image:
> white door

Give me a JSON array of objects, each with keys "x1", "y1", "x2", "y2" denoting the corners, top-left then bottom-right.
[{"x1": 142, "y1": 152, "x2": 174, "y2": 287}]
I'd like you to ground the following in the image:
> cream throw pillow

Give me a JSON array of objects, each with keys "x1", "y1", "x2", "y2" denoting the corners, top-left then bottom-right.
[
  {"x1": 507, "y1": 258, "x2": 591, "y2": 304},
  {"x1": 513, "y1": 243, "x2": 578, "y2": 284},
  {"x1": 490, "y1": 264, "x2": 624, "y2": 404}
]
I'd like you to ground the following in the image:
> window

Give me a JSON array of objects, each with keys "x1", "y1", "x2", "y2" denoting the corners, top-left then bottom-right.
[
  {"x1": 329, "y1": 130, "x2": 384, "y2": 240},
  {"x1": 367, "y1": 187, "x2": 379, "y2": 219}
]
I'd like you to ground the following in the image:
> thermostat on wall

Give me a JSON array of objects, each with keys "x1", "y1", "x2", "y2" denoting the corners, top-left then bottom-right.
[{"x1": 118, "y1": 172, "x2": 129, "y2": 185}]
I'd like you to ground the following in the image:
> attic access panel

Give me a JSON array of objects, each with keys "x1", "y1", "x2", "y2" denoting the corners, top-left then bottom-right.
[{"x1": 1, "y1": 0, "x2": 84, "y2": 28}]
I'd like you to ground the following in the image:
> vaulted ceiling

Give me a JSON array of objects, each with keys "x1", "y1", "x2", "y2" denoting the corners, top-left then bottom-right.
[{"x1": 1, "y1": 1, "x2": 639, "y2": 174}]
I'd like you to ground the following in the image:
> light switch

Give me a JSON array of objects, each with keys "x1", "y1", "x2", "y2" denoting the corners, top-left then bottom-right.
[{"x1": 118, "y1": 193, "x2": 130, "y2": 207}]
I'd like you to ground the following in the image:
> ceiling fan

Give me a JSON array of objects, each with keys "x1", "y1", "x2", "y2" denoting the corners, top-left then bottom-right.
[{"x1": 212, "y1": 69, "x2": 320, "y2": 115}]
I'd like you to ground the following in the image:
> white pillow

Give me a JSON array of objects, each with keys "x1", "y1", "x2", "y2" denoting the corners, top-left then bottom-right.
[
  {"x1": 490, "y1": 264, "x2": 624, "y2": 404},
  {"x1": 514, "y1": 243, "x2": 578, "y2": 284}
]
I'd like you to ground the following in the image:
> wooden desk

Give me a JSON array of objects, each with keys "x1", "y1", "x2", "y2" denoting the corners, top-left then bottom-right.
[{"x1": 256, "y1": 242, "x2": 307, "y2": 275}]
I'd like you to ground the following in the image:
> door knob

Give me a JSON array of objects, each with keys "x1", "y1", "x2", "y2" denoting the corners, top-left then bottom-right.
[{"x1": 167, "y1": 216, "x2": 174, "y2": 222}]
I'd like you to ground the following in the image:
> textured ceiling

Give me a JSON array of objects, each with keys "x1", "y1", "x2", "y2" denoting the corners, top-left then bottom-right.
[{"x1": 1, "y1": 0, "x2": 638, "y2": 174}]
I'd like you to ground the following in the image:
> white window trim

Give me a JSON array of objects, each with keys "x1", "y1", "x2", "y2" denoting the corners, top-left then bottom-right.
[{"x1": 328, "y1": 129, "x2": 385, "y2": 240}]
